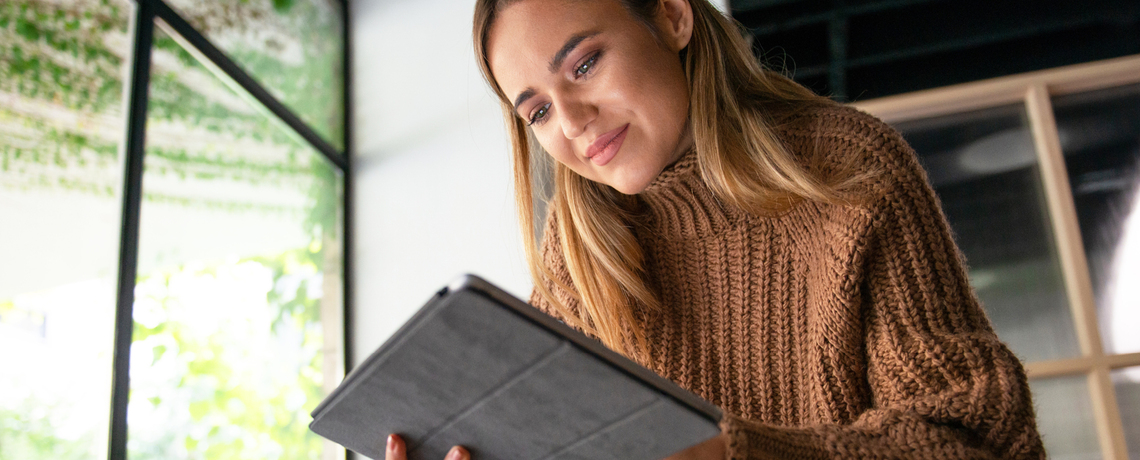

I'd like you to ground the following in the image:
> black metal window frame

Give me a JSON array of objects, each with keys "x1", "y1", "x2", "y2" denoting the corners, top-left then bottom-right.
[{"x1": 107, "y1": 1, "x2": 353, "y2": 458}]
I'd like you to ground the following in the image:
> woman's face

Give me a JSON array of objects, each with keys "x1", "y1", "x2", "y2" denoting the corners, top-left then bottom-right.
[{"x1": 487, "y1": 0, "x2": 694, "y2": 195}]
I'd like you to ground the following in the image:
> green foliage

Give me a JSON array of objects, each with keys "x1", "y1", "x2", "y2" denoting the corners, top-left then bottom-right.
[
  {"x1": 0, "y1": 0, "x2": 128, "y2": 113},
  {"x1": 305, "y1": 158, "x2": 341, "y2": 240},
  {"x1": 2, "y1": 0, "x2": 346, "y2": 458},
  {"x1": 0, "y1": 402, "x2": 99, "y2": 460},
  {"x1": 153, "y1": 33, "x2": 199, "y2": 68},
  {"x1": 162, "y1": 0, "x2": 344, "y2": 148},
  {"x1": 272, "y1": 0, "x2": 298, "y2": 13},
  {"x1": 129, "y1": 248, "x2": 331, "y2": 460},
  {"x1": 2, "y1": 0, "x2": 345, "y2": 198}
]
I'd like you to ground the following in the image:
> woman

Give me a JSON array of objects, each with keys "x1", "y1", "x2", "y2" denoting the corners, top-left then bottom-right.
[{"x1": 385, "y1": 0, "x2": 1046, "y2": 458}]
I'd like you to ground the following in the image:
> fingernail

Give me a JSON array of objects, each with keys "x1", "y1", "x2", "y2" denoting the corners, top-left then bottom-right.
[
  {"x1": 447, "y1": 446, "x2": 464, "y2": 460},
  {"x1": 387, "y1": 434, "x2": 395, "y2": 452}
]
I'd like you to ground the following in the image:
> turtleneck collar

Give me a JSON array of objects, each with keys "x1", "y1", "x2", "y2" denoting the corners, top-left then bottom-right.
[
  {"x1": 640, "y1": 147, "x2": 700, "y2": 196},
  {"x1": 634, "y1": 148, "x2": 737, "y2": 240}
]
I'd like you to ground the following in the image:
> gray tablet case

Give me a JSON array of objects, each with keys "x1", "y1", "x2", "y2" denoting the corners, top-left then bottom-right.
[{"x1": 309, "y1": 274, "x2": 722, "y2": 460}]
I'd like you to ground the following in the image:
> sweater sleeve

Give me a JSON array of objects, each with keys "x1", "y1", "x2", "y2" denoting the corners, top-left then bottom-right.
[{"x1": 720, "y1": 111, "x2": 1046, "y2": 459}]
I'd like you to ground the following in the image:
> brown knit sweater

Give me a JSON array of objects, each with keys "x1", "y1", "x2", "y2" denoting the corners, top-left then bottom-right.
[{"x1": 530, "y1": 105, "x2": 1046, "y2": 459}]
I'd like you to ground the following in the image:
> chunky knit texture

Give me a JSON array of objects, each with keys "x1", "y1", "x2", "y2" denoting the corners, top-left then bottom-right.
[{"x1": 530, "y1": 105, "x2": 1046, "y2": 459}]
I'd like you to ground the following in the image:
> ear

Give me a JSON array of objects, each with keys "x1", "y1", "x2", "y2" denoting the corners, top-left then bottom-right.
[{"x1": 656, "y1": 0, "x2": 694, "y2": 52}]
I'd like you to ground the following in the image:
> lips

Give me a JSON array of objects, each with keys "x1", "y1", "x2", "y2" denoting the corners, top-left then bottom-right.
[{"x1": 585, "y1": 124, "x2": 629, "y2": 166}]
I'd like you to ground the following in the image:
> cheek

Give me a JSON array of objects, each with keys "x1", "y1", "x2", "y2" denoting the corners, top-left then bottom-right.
[
  {"x1": 621, "y1": 54, "x2": 689, "y2": 137},
  {"x1": 651, "y1": 67, "x2": 690, "y2": 127},
  {"x1": 534, "y1": 132, "x2": 577, "y2": 168}
]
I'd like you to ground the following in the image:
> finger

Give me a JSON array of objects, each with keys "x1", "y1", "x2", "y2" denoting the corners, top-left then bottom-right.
[
  {"x1": 445, "y1": 445, "x2": 470, "y2": 460},
  {"x1": 386, "y1": 434, "x2": 406, "y2": 460}
]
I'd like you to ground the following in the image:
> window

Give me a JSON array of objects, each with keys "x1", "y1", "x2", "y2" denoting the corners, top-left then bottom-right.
[
  {"x1": 854, "y1": 55, "x2": 1140, "y2": 460},
  {"x1": 0, "y1": 0, "x2": 350, "y2": 459}
]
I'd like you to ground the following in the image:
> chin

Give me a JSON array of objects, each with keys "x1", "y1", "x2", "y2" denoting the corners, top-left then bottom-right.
[
  {"x1": 605, "y1": 172, "x2": 655, "y2": 195},
  {"x1": 610, "y1": 183, "x2": 642, "y2": 195}
]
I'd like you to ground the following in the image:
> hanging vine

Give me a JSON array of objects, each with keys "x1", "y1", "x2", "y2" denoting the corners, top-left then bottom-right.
[{"x1": 1, "y1": 0, "x2": 345, "y2": 459}]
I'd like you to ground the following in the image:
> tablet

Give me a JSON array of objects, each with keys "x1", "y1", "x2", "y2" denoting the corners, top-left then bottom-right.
[{"x1": 309, "y1": 274, "x2": 722, "y2": 460}]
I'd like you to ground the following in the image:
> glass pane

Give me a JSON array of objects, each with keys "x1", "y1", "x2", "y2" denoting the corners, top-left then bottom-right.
[
  {"x1": 163, "y1": 0, "x2": 344, "y2": 150},
  {"x1": 0, "y1": 0, "x2": 131, "y2": 458},
  {"x1": 1113, "y1": 367, "x2": 1140, "y2": 459},
  {"x1": 127, "y1": 24, "x2": 344, "y2": 460},
  {"x1": 1052, "y1": 84, "x2": 1140, "y2": 356},
  {"x1": 894, "y1": 104, "x2": 1080, "y2": 363},
  {"x1": 1030, "y1": 375, "x2": 1101, "y2": 460}
]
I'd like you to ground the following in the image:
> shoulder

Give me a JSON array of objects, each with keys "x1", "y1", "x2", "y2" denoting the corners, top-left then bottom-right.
[
  {"x1": 776, "y1": 104, "x2": 913, "y2": 166},
  {"x1": 774, "y1": 103, "x2": 930, "y2": 204}
]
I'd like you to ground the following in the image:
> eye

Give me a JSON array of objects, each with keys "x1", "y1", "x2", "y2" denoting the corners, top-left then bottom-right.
[
  {"x1": 528, "y1": 103, "x2": 551, "y2": 126},
  {"x1": 574, "y1": 52, "x2": 600, "y2": 78}
]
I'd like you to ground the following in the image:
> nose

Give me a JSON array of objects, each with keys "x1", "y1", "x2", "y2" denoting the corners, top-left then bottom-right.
[{"x1": 558, "y1": 95, "x2": 597, "y2": 140}]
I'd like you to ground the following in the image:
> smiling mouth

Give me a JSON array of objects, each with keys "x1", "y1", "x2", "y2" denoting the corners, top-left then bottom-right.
[{"x1": 585, "y1": 124, "x2": 629, "y2": 166}]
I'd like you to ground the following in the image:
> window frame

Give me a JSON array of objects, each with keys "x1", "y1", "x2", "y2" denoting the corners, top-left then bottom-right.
[
  {"x1": 107, "y1": 1, "x2": 353, "y2": 459},
  {"x1": 852, "y1": 54, "x2": 1140, "y2": 460}
]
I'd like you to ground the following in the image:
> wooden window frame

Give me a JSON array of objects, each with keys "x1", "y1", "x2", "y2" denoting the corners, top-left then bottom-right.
[{"x1": 851, "y1": 54, "x2": 1140, "y2": 460}]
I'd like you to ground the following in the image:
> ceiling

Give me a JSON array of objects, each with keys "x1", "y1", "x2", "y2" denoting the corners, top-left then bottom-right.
[{"x1": 730, "y1": 0, "x2": 1140, "y2": 101}]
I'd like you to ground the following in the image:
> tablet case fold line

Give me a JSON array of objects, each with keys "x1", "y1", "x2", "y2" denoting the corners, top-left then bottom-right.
[
  {"x1": 535, "y1": 396, "x2": 664, "y2": 460},
  {"x1": 459, "y1": 276, "x2": 723, "y2": 425},
  {"x1": 310, "y1": 290, "x2": 448, "y2": 420},
  {"x1": 309, "y1": 274, "x2": 724, "y2": 460},
  {"x1": 408, "y1": 341, "x2": 574, "y2": 455}
]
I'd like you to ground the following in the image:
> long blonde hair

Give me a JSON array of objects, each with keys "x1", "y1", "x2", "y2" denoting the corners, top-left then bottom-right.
[{"x1": 474, "y1": 0, "x2": 853, "y2": 356}]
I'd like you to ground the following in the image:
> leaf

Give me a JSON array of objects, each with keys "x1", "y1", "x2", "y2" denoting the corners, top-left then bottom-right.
[
  {"x1": 271, "y1": 0, "x2": 296, "y2": 13},
  {"x1": 152, "y1": 344, "x2": 167, "y2": 364},
  {"x1": 189, "y1": 400, "x2": 209, "y2": 420}
]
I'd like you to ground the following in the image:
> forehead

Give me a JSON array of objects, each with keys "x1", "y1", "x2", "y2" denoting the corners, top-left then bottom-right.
[{"x1": 486, "y1": 0, "x2": 631, "y2": 90}]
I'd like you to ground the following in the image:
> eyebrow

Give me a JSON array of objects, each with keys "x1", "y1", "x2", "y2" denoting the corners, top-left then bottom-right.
[
  {"x1": 512, "y1": 30, "x2": 601, "y2": 111},
  {"x1": 513, "y1": 89, "x2": 536, "y2": 112},
  {"x1": 549, "y1": 31, "x2": 599, "y2": 73}
]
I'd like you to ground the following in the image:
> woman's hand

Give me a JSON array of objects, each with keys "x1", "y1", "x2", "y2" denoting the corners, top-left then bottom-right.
[
  {"x1": 385, "y1": 434, "x2": 470, "y2": 460},
  {"x1": 662, "y1": 434, "x2": 728, "y2": 460}
]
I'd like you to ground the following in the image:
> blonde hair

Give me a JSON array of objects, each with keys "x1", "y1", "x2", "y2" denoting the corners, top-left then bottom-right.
[{"x1": 474, "y1": 0, "x2": 855, "y2": 356}]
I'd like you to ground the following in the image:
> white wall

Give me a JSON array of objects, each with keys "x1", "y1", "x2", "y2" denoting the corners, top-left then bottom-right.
[{"x1": 350, "y1": 0, "x2": 534, "y2": 364}]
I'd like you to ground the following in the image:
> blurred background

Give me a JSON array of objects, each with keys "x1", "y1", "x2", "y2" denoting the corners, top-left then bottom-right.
[{"x1": 0, "y1": 0, "x2": 1137, "y2": 459}]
